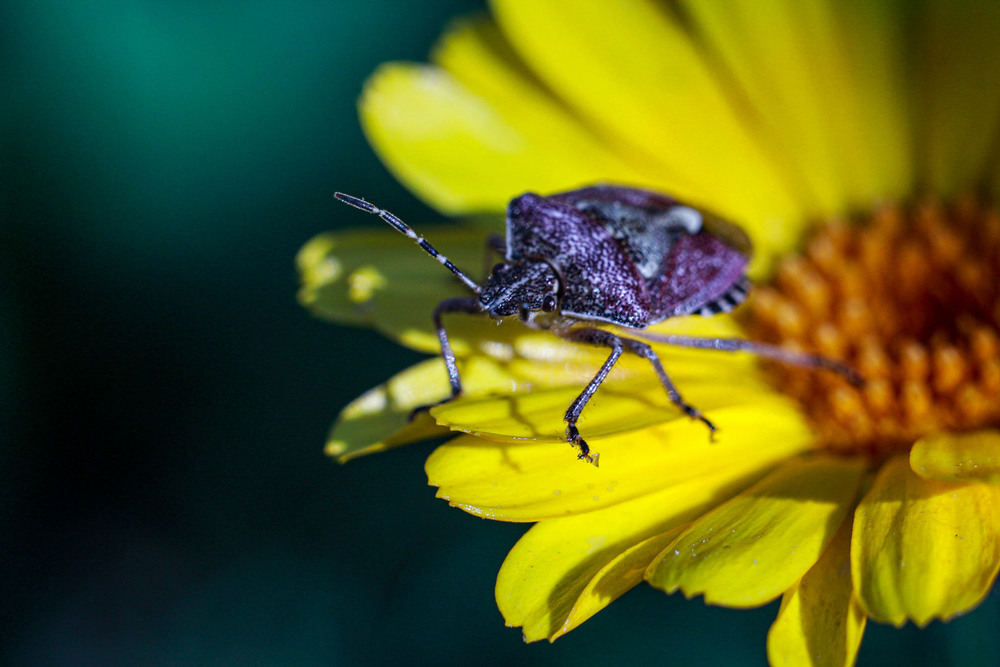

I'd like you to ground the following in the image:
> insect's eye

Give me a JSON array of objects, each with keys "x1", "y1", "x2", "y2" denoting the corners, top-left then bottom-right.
[
  {"x1": 542, "y1": 294, "x2": 558, "y2": 312},
  {"x1": 492, "y1": 263, "x2": 507, "y2": 275}
]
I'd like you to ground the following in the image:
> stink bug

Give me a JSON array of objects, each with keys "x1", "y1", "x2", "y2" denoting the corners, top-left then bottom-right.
[{"x1": 335, "y1": 185, "x2": 859, "y2": 465}]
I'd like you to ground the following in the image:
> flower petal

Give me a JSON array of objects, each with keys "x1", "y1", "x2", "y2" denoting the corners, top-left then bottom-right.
[
  {"x1": 327, "y1": 359, "x2": 450, "y2": 462},
  {"x1": 499, "y1": 525, "x2": 685, "y2": 643},
  {"x1": 326, "y1": 360, "x2": 514, "y2": 462},
  {"x1": 916, "y1": 0, "x2": 1000, "y2": 197},
  {"x1": 498, "y1": 462, "x2": 775, "y2": 641},
  {"x1": 297, "y1": 224, "x2": 490, "y2": 353},
  {"x1": 491, "y1": 0, "x2": 806, "y2": 265},
  {"x1": 851, "y1": 455, "x2": 1000, "y2": 627},
  {"x1": 646, "y1": 456, "x2": 866, "y2": 607},
  {"x1": 299, "y1": 223, "x2": 613, "y2": 359},
  {"x1": 910, "y1": 430, "x2": 1000, "y2": 484},
  {"x1": 309, "y1": 219, "x2": 767, "y2": 459},
  {"x1": 433, "y1": 364, "x2": 774, "y2": 442},
  {"x1": 767, "y1": 515, "x2": 867, "y2": 667},
  {"x1": 359, "y1": 55, "x2": 643, "y2": 215},
  {"x1": 426, "y1": 313, "x2": 764, "y2": 443},
  {"x1": 432, "y1": 17, "x2": 652, "y2": 191},
  {"x1": 681, "y1": 0, "x2": 912, "y2": 212},
  {"x1": 427, "y1": 395, "x2": 813, "y2": 522},
  {"x1": 301, "y1": 224, "x2": 755, "y2": 359},
  {"x1": 329, "y1": 349, "x2": 634, "y2": 461},
  {"x1": 546, "y1": 531, "x2": 681, "y2": 641}
]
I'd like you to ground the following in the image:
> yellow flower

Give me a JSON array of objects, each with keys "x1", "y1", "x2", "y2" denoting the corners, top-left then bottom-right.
[{"x1": 298, "y1": 1, "x2": 1000, "y2": 664}]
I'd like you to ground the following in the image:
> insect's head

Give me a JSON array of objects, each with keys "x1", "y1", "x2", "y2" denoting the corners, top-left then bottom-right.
[{"x1": 479, "y1": 261, "x2": 560, "y2": 319}]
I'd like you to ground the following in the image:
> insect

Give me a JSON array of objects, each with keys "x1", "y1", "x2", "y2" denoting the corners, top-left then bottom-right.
[{"x1": 335, "y1": 185, "x2": 860, "y2": 465}]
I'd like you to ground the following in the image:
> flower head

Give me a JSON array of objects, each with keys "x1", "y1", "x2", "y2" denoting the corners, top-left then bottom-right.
[{"x1": 299, "y1": 1, "x2": 1000, "y2": 664}]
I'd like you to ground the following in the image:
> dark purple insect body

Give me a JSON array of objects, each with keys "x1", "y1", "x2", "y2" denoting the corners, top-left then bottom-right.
[
  {"x1": 335, "y1": 185, "x2": 859, "y2": 465},
  {"x1": 483, "y1": 186, "x2": 752, "y2": 326}
]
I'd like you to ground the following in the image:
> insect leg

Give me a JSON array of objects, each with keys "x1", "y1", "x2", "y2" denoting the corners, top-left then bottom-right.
[
  {"x1": 629, "y1": 333, "x2": 864, "y2": 386},
  {"x1": 617, "y1": 337, "x2": 716, "y2": 433},
  {"x1": 433, "y1": 296, "x2": 484, "y2": 399},
  {"x1": 487, "y1": 233, "x2": 507, "y2": 256},
  {"x1": 481, "y1": 234, "x2": 507, "y2": 280},
  {"x1": 558, "y1": 328, "x2": 623, "y2": 466},
  {"x1": 406, "y1": 297, "x2": 483, "y2": 421}
]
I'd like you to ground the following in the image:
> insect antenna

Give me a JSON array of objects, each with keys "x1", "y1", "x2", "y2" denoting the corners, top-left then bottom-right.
[{"x1": 335, "y1": 192, "x2": 481, "y2": 294}]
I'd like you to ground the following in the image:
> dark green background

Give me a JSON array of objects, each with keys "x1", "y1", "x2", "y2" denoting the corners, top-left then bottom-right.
[{"x1": 3, "y1": 1, "x2": 997, "y2": 664}]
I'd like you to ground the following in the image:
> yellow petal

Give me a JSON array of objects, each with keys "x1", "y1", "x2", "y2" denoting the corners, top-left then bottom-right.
[
  {"x1": 546, "y1": 530, "x2": 683, "y2": 641},
  {"x1": 432, "y1": 17, "x2": 649, "y2": 189},
  {"x1": 767, "y1": 515, "x2": 867, "y2": 667},
  {"x1": 360, "y1": 61, "x2": 636, "y2": 216},
  {"x1": 329, "y1": 351, "x2": 619, "y2": 462},
  {"x1": 491, "y1": 0, "x2": 806, "y2": 267},
  {"x1": 326, "y1": 358, "x2": 471, "y2": 462},
  {"x1": 427, "y1": 314, "x2": 767, "y2": 443},
  {"x1": 828, "y1": 0, "x2": 914, "y2": 202},
  {"x1": 330, "y1": 414, "x2": 446, "y2": 463},
  {"x1": 434, "y1": 366, "x2": 774, "y2": 442},
  {"x1": 506, "y1": 528, "x2": 684, "y2": 643},
  {"x1": 498, "y1": 461, "x2": 775, "y2": 642},
  {"x1": 916, "y1": 0, "x2": 1000, "y2": 196},
  {"x1": 681, "y1": 0, "x2": 912, "y2": 212},
  {"x1": 910, "y1": 430, "x2": 1000, "y2": 484},
  {"x1": 852, "y1": 455, "x2": 1000, "y2": 627},
  {"x1": 647, "y1": 456, "x2": 866, "y2": 607},
  {"x1": 297, "y1": 224, "x2": 489, "y2": 354},
  {"x1": 427, "y1": 395, "x2": 813, "y2": 522},
  {"x1": 298, "y1": 223, "x2": 610, "y2": 359},
  {"x1": 307, "y1": 217, "x2": 770, "y2": 460}
]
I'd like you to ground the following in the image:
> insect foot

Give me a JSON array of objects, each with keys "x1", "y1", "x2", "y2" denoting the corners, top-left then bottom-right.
[
  {"x1": 681, "y1": 407, "x2": 716, "y2": 439},
  {"x1": 565, "y1": 422, "x2": 599, "y2": 467}
]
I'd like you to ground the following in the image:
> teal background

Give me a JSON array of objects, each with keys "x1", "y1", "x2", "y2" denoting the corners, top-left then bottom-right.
[{"x1": 3, "y1": 1, "x2": 998, "y2": 665}]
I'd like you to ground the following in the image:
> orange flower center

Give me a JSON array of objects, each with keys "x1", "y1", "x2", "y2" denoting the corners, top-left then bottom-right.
[{"x1": 744, "y1": 199, "x2": 1000, "y2": 460}]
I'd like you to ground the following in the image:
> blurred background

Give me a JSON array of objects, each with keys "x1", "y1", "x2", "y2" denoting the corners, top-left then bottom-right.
[{"x1": 3, "y1": 1, "x2": 997, "y2": 665}]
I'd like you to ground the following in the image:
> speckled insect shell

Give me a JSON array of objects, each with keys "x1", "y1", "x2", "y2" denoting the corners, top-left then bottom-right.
[{"x1": 505, "y1": 185, "x2": 753, "y2": 328}]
